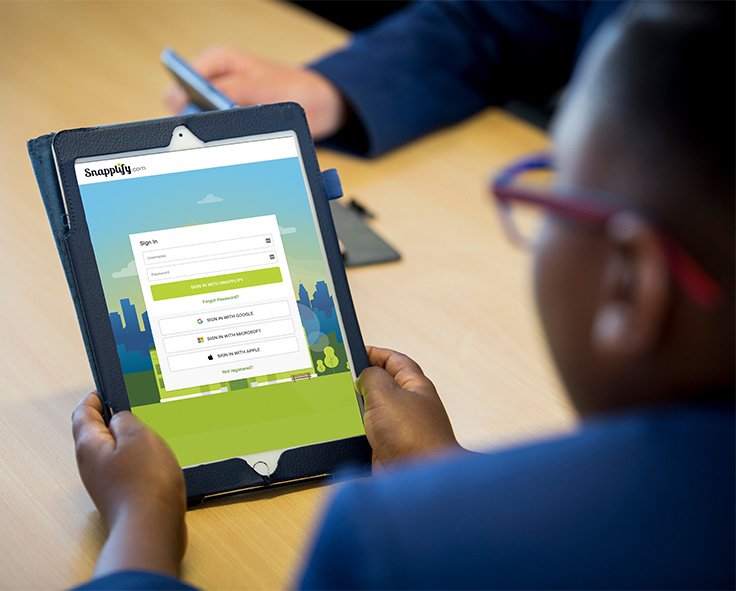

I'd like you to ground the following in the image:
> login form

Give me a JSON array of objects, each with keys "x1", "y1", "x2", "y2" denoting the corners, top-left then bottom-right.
[{"x1": 130, "y1": 216, "x2": 312, "y2": 395}]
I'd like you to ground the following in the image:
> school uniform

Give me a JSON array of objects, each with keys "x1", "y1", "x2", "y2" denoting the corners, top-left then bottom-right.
[{"x1": 77, "y1": 402, "x2": 735, "y2": 590}]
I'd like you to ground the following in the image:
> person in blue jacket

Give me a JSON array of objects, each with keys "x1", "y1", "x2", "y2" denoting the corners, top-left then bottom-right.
[
  {"x1": 165, "y1": 1, "x2": 624, "y2": 157},
  {"x1": 74, "y1": 2, "x2": 734, "y2": 589}
]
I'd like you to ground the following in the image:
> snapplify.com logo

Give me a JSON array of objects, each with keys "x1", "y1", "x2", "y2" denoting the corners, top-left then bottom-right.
[{"x1": 84, "y1": 162, "x2": 145, "y2": 178}]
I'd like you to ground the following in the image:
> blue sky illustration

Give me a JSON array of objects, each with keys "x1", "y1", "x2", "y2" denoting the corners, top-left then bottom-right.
[{"x1": 80, "y1": 157, "x2": 331, "y2": 317}]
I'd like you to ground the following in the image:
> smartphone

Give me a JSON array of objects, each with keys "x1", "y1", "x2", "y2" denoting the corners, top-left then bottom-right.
[{"x1": 161, "y1": 47, "x2": 236, "y2": 113}]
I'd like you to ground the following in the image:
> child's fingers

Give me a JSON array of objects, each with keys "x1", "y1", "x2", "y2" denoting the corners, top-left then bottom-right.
[
  {"x1": 366, "y1": 345, "x2": 394, "y2": 368},
  {"x1": 83, "y1": 391, "x2": 103, "y2": 413},
  {"x1": 108, "y1": 410, "x2": 145, "y2": 444},
  {"x1": 367, "y1": 346, "x2": 424, "y2": 375},
  {"x1": 72, "y1": 393, "x2": 113, "y2": 454},
  {"x1": 355, "y1": 366, "x2": 400, "y2": 411},
  {"x1": 71, "y1": 393, "x2": 104, "y2": 433},
  {"x1": 366, "y1": 347, "x2": 431, "y2": 393}
]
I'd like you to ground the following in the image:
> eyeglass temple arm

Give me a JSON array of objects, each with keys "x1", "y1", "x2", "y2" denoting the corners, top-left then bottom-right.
[{"x1": 493, "y1": 153, "x2": 552, "y2": 189}]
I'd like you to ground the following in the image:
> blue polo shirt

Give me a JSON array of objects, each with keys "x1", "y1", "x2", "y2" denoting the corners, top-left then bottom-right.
[{"x1": 76, "y1": 402, "x2": 735, "y2": 590}]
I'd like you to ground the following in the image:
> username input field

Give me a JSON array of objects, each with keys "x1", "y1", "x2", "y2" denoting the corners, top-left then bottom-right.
[
  {"x1": 142, "y1": 234, "x2": 273, "y2": 266},
  {"x1": 147, "y1": 251, "x2": 277, "y2": 282}
]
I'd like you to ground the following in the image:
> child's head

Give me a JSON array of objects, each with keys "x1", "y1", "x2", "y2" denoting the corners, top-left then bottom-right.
[{"x1": 536, "y1": 0, "x2": 734, "y2": 414}]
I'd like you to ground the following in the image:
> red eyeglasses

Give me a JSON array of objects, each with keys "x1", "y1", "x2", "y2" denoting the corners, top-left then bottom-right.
[{"x1": 490, "y1": 153, "x2": 724, "y2": 311}]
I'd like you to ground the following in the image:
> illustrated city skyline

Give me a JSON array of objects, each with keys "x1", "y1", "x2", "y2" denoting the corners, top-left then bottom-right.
[{"x1": 111, "y1": 279, "x2": 343, "y2": 376}]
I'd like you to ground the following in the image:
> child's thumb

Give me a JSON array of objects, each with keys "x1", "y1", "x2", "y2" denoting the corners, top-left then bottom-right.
[
  {"x1": 108, "y1": 410, "x2": 144, "y2": 443},
  {"x1": 355, "y1": 366, "x2": 399, "y2": 411}
]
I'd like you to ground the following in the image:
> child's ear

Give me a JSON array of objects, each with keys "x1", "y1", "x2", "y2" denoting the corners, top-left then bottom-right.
[{"x1": 591, "y1": 212, "x2": 671, "y2": 360}]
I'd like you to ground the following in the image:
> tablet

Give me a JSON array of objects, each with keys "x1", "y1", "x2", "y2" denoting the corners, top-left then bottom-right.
[{"x1": 30, "y1": 104, "x2": 371, "y2": 502}]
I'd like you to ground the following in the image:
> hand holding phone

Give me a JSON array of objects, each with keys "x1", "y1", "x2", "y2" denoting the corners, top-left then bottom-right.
[
  {"x1": 161, "y1": 46, "x2": 346, "y2": 140},
  {"x1": 161, "y1": 47, "x2": 235, "y2": 113}
]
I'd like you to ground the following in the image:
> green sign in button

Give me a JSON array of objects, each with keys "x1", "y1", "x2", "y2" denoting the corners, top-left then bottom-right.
[{"x1": 151, "y1": 267, "x2": 283, "y2": 301}]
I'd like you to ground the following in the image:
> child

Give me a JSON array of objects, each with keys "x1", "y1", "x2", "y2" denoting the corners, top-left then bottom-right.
[{"x1": 72, "y1": 2, "x2": 734, "y2": 588}]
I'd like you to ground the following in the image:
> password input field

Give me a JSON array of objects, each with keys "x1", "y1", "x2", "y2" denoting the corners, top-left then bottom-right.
[
  {"x1": 147, "y1": 251, "x2": 277, "y2": 282},
  {"x1": 142, "y1": 234, "x2": 273, "y2": 266}
]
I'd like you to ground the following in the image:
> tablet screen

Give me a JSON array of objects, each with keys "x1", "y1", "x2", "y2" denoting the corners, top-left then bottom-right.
[{"x1": 74, "y1": 132, "x2": 365, "y2": 467}]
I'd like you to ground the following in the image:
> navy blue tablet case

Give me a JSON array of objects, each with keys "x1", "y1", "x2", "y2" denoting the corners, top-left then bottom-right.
[{"x1": 27, "y1": 103, "x2": 371, "y2": 504}]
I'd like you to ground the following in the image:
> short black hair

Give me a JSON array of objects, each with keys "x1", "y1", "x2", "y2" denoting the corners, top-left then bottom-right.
[
  {"x1": 593, "y1": 0, "x2": 734, "y2": 280},
  {"x1": 615, "y1": 1, "x2": 733, "y2": 182}
]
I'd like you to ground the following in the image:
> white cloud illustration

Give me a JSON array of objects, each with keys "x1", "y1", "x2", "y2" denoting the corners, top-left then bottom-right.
[
  {"x1": 112, "y1": 260, "x2": 137, "y2": 279},
  {"x1": 279, "y1": 226, "x2": 297, "y2": 235},
  {"x1": 197, "y1": 193, "x2": 223, "y2": 205}
]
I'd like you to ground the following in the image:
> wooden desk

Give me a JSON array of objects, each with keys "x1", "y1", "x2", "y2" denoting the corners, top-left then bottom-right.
[{"x1": 0, "y1": 2, "x2": 573, "y2": 588}]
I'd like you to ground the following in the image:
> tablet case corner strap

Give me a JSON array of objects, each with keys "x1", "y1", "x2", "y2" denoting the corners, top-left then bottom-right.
[{"x1": 321, "y1": 168, "x2": 343, "y2": 200}]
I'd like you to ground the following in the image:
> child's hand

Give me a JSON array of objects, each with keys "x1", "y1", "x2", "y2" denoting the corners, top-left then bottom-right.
[
  {"x1": 72, "y1": 393, "x2": 187, "y2": 577},
  {"x1": 357, "y1": 347, "x2": 463, "y2": 467}
]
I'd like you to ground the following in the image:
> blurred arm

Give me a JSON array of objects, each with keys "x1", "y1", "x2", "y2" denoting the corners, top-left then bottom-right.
[{"x1": 310, "y1": 0, "x2": 604, "y2": 156}]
